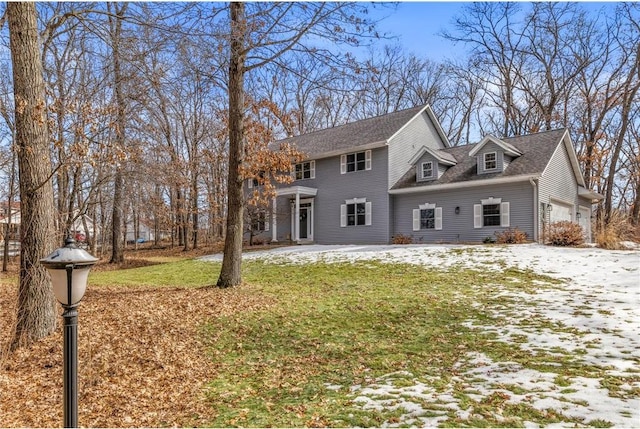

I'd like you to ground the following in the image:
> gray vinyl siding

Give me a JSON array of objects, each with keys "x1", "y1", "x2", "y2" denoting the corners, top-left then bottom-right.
[
  {"x1": 268, "y1": 147, "x2": 391, "y2": 244},
  {"x1": 392, "y1": 181, "x2": 535, "y2": 243},
  {"x1": 388, "y1": 111, "x2": 445, "y2": 189},
  {"x1": 538, "y1": 141, "x2": 578, "y2": 226},
  {"x1": 476, "y1": 142, "x2": 505, "y2": 174}
]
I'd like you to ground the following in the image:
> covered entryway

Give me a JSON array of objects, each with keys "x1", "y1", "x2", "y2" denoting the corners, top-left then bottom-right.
[{"x1": 272, "y1": 186, "x2": 317, "y2": 244}]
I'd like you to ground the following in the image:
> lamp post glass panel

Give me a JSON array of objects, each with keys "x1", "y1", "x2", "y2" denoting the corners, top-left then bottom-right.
[{"x1": 41, "y1": 236, "x2": 98, "y2": 428}]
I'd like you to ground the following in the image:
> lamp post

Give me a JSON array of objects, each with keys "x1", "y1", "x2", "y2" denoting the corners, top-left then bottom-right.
[{"x1": 41, "y1": 236, "x2": 98, "y2": 428}]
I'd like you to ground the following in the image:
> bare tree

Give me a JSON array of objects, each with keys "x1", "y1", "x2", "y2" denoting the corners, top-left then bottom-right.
[
  {"x1": 218, "y1": 2, "x2": 379, "y2": 287},
  {"x1": 7, "y1": 2, "x2": 58, "y2": 349}
]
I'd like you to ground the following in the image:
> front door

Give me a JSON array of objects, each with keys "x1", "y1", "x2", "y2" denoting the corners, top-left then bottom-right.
[
  {"x1": 299, "y1": 206, "x2": 309, "y2": 239},
  {"x1": 292, "y1": 199, "x2": 313, "y2": 242}
]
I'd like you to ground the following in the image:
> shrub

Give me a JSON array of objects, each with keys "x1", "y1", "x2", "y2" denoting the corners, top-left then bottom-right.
[
  {"x1": 392, "y1": 234, "x2": 413, "y2": 244},
  {"x1": 546, "y1": 221, "x2": 584, "y2": 246},
  {"x1": 483, "y1": 236, "x2": 496, "y2": 244},
  {"x1": 495, "y1": 227, "x2": 528, "y2": 244}
]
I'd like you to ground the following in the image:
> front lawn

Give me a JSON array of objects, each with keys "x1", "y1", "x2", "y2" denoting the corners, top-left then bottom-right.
[{"x1": 1, "y1": 244, "x2": 638, "y2": 427}]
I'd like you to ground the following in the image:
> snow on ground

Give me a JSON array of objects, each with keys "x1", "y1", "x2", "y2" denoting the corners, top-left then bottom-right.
[{"x1": 201, "y1": 244, "x2": 640, "y2": 427}]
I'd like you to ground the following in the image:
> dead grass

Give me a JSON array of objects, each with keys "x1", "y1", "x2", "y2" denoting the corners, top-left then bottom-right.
[
  {"x1": 0, "y1": 244, "x2": 277, "y2": 428},
  {"x1": 595, "y1": 210, "x2": 635, "y2": 250}
]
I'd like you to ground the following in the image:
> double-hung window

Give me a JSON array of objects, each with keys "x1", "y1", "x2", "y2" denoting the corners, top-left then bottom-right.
[
  {"x1": 412, "y1": 203, "x2": 442, "y2": 231},
  {"x1": 340, "y1": 198, "x2": 372, "y2": 227},
  {"x1": 474, "y1": 198, "x2": 510, "y2": 228},
  {"x1": 482, "y1": 204, "x2": 501, "y2": 226},
  {"x1": 341, "y1": 150, "x2": 372, "y2": 174},
  {"x1": 484, "y1": 152, "x2": 497, "y2": 170},
  {"x1": 294, "y1": 161, "x2": 315, "y2": 180},
  {"x1": 421, "y1": 161, "x2": 433, "y2": 179}
]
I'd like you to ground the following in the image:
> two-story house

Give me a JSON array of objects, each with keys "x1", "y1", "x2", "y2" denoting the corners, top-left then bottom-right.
[{"x1": 247, "y1": 105, "x2": 602, "y2": 245}]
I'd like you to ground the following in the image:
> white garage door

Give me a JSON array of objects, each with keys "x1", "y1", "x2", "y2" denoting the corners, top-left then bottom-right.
[
  {"x1": 578, "y1": 206, "x2": 591, "y2": 241},
  {"x1": 550, "y1": 201, "x2": 572, "y2": 223}
]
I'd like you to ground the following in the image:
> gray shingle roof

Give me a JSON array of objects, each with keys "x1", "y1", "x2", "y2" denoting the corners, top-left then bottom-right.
[
  {"x1": 275, "y1": 105, "x2": 428, "y2": 158},
  {"x1": 392, "y1": 129, "x2": 567, "y2": 190}
]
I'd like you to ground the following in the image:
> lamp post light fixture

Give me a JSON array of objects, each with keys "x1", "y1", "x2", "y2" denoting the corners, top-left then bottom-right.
[{"x1": 41, "y1": 236, "x2": 98, "y2": 428}]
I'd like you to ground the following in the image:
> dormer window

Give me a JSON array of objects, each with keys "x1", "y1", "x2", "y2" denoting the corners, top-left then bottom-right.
[
  {"x1": 484, "y1": 152, "x2": 497, "y2": 170},
  {"x1": 421, "y1": 161, "x2": 433, "y2": 179}
]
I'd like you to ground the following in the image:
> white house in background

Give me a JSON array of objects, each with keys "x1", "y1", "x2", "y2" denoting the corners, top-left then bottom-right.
[{"x1": 0, "y1": 201, "x2": 21, "y2": 240}]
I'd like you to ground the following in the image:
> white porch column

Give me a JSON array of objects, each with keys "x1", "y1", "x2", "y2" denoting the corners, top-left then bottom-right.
[
  {"x1": 294, "y1": 192, "x2": 300, "y2": 243},
  {"x1": 271, "y1": 197, "x2": 278, "y2": 242}
]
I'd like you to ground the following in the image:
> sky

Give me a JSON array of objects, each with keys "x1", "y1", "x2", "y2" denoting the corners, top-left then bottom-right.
[
  {"x1": 201, "y1": 242, "x2": 640, "y2": 427},
  {"x1": 371, "y1": 2, "x2": 619, "y2": 63}
]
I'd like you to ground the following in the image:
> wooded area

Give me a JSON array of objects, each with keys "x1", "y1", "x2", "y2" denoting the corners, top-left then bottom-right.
[{"x1": 0, "y1": 2, "x2": 638, "y2": 272}]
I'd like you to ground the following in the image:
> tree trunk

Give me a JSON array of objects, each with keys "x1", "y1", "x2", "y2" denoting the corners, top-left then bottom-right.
[
  {"x1": 8, "y1": 2, "x2": 58, "y2": 349},
  {"x1": 217, "y1": 2, "x2": 246, "y2": 288},
  {"x1": 109, "y1": 3, "x2": 128, "y2": 264}
]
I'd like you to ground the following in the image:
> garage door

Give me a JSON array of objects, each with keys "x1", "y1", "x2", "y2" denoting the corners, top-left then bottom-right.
[
  {"x1": 550, "y1": 201, "x2": 572, "y2": 223},
  {"x1": 578, "y1": 206, "x2": 591, "y2": 241}
]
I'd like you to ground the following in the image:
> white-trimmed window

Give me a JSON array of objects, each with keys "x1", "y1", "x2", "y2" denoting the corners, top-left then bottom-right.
[
  {"x1": 413, "y1": 203, "x2": 442, "y2": 231},
  {"x1": 294, "y1": 161, "x2": 315, "y2": 180},
  {"x1": 340, "y1": 198, "x2": 372, "y2": 227},
  {"x1": 340, "y1": 150, "x2": 372, "y2": 174},
  {"x1": 421, "y1": 161, "x2": 434, "y2": 179},
  {"x1": 474, "y1": 198, "x2": 510, "y2": 228},
  {"x1": 484, "y1": 152, "x2": 497, "y2": 170}
]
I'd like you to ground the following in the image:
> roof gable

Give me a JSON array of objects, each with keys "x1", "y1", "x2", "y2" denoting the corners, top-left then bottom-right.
[
  {"x1": 275, "y1": 105, "x2": 446, "y2": 159},
  {"x1": 408, "y1": 145, "x2": 457, "y2": 166},
  {"x1": 469, "y1": 135, "x2": 522, "y2": 157}
]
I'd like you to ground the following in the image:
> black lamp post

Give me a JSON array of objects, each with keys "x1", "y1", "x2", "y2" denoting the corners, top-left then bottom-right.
[{"x1": 41, "y1": 236, "x2": 98, "y2": 428}]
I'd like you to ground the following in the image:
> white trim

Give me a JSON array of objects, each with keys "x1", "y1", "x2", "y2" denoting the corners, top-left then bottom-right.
[
  {"x1": 412, "y1": 209, "x2": 420, "y2": 231},
  {"x1": 365, "y1": 201, "x2": 372, "y2": 225},
  {"x1": 345, "y1": 197, "x2": 367, "y2": 204},
  {"x1": 276, "y1": 186, "x2": 318, "y2": 197},
  {"x1": 418, "y1": 202, "x2": 436, "y2": 210},
  {"x1": 310, "y1": 160, "x2": 315, "y2": 179},
  {"x1": 500, "y1": 202, "x2": 510, "y2": 227},
  {"x1": 365, "y1": 150, "x2": 372, "y2": 170},
  {"x1": 408, "y1": 145, "x2": 457, "y2": 166},
  {"x1": 340, "y1": 204, "x2": 347, "y2": 227},
  {"x1": 483, "y1": 151, "x2": 498, "y2": 171},
  {"x1": 473, "y1": 204, "x2": 482, "y2": 228},
  {"x1": 340, "y1": 154, "x2": 347, "y2": 174},
  {"x1": 421, "y1": 161, "x2": 434, "y2": 179},
  {"x1": 389, "y1": 174, "x2": 539, "y2": 194},
  {"x1": 469, "y1": 135, "x2": 522, "y2": 157},
  {"x1": 481, "y1": 197, "x2": 502, "y2": 205},
  {"x1": 435, "y1": 207, "x2": 443, "y2": 230}
]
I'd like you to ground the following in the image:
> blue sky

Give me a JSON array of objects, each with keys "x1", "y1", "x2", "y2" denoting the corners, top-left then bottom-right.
[
  {"x1": 370, "y1": 2, "x2": 618, "y2": 62},
  {"x1": 372, "y1": 2, "x2": 467, "y2": 61}
]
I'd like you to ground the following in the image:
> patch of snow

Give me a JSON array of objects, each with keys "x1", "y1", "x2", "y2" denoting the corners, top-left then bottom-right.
[{"x1": 201, "y1": 243, "x2": 640, "y2": 426}]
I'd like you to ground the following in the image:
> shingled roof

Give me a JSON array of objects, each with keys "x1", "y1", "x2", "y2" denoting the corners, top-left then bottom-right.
[
  {"x1": 391, "y1": 128, "x2": 568, "y2": 191},
  {"x1": 275, "y1": 105, "x2": 429, "y2": 158}
]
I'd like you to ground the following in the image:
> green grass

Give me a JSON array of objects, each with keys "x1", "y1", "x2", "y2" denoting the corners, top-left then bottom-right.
[
  {"x1": 89, "y1": 259, "x2": 216, "y2": 287},
  {"x1": 69, "y1": 256, "x2": 631, "y2": 427}
]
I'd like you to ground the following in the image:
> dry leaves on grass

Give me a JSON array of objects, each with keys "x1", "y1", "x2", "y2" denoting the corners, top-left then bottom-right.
[{"x1": 0, "y1": 280, "x2": 275, "y2": 428}]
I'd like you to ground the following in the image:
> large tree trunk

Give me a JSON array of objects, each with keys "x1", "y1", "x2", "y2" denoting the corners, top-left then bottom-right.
[
  {"x1": 109, "y1": 3, "x2": 128, "y2": 264},
  {"x1": 217, "y1": 2, "x2": 246, "y2": 288},
  {"x1": 8, "y1": 2, "x2": 58, "y2": 349}
]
